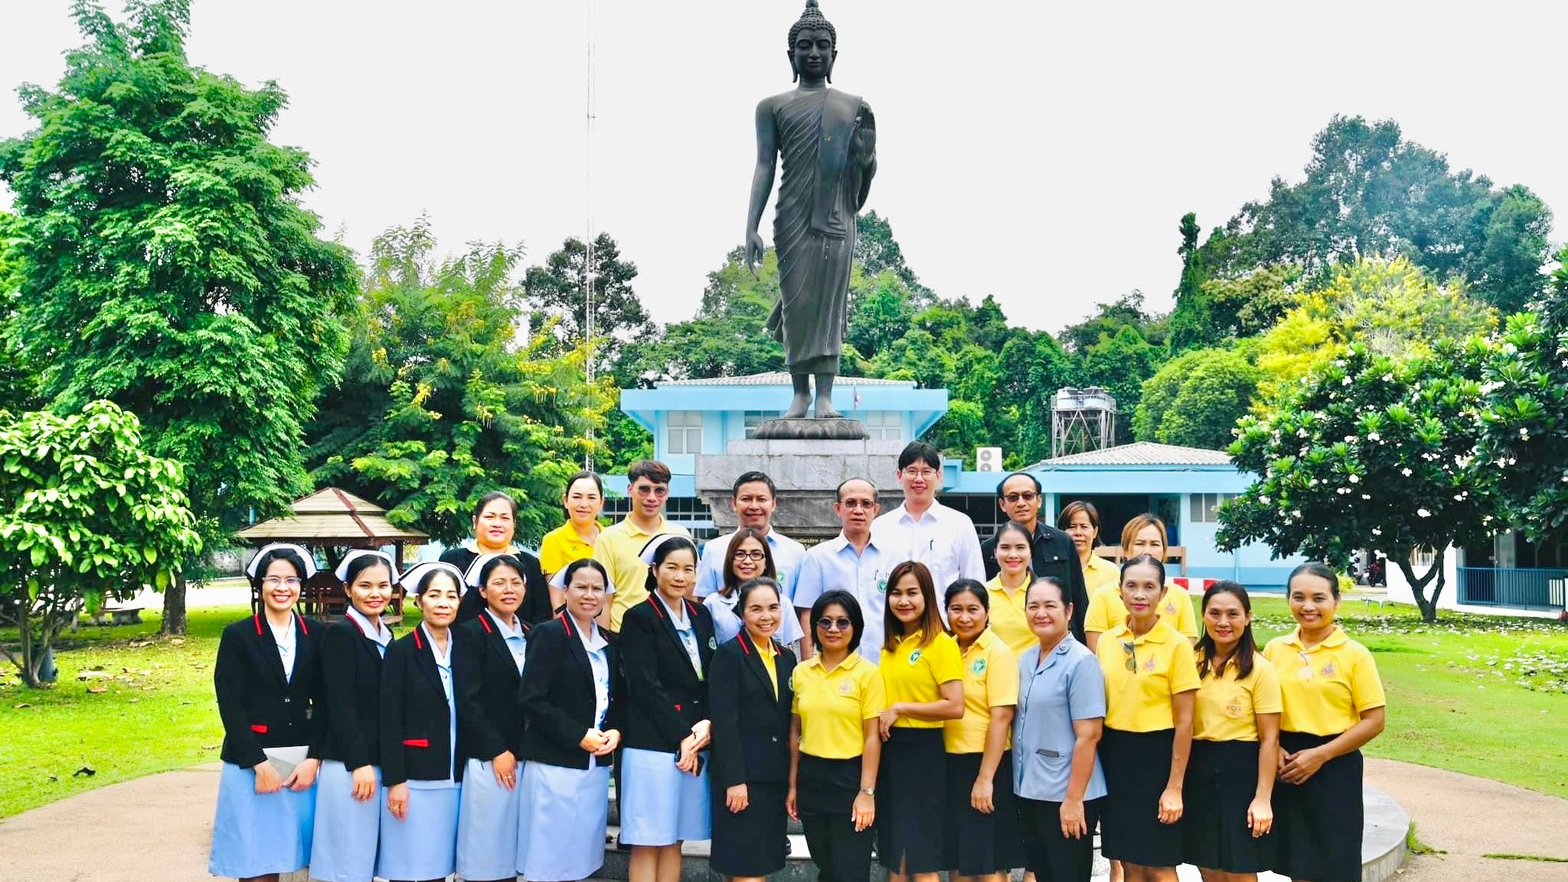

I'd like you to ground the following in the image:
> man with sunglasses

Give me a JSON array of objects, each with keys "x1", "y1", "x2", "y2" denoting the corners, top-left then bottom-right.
[
  {"x1": 593, "y1": 459, "x2": 690, "y2": 632},
  {"x1": 694, "y1": 470, "x2": 805, "y2": 645},
  {"x1": 981, "y1": 472, "x2": 1089, "y2": 640},
  {"x1": 793, "y1": 477, "x2": 890, "y2": 662}
]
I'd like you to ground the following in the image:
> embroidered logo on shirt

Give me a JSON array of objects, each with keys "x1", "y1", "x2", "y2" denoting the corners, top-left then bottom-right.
[
  {"x1": 1320, "y1": 661, "x2": 1337, "y2": 678},
  {"x1": 1224, "y1": 692, "x2": 1247, "y2": 718},
  {"x1": 970, "y1": 658, "x2": 988, "y2": 675},
  {"x1": 839, "y1": 681, "x2": 852, "y2": 695},
  {"x1": 708, "y1": 637, "x2": 717, "y2": 650},
  {"x1": 876, "y1": 578, "x2": 888, "y2": 594},
  {"x1": 1142, "y1": 656, "x2": 1157, "y2": 672},
  {"x1": 1165, "y1": 601, "x2": 1177, "y2": 614},
  {"x1": 908, "y1": 649, "x2": 923, "y2": 665}
]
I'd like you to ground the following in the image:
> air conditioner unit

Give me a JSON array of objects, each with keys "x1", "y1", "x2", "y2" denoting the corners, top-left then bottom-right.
[{"x1": 975, "y1": 447, "x2": 1003, "y2": 472}]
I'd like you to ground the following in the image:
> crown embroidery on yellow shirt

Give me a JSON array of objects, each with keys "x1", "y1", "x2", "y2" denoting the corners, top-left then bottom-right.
[
  {"x1": 1142, "y1": 656, "x2": 1157, "y2": 672},
  {"x1": 839, "y1": 681, "x2": 852, "y2": 694},
  {"x1": 1165, "y1": 600, "x2": 1177, "y2": 614},
  {"x1": 1224, "y1": 693, "x2": 1246, "y2": 718},
  {"x1": 1320, "y1": 661, "x2": 1337, "y2": 678}
]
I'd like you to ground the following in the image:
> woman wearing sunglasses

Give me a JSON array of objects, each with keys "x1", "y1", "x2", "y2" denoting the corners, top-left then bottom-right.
[
  {"x1": 788, "y1": 590, "x2": 884, "y2": 882},
  {"x1": 1094, "y1": 555, "x2": 1199, "y2": 882}
]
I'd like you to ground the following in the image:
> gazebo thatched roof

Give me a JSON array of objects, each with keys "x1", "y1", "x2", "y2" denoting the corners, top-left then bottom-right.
[{"x1": 237, "y1": 488, "x2": 429, "y2": 545}]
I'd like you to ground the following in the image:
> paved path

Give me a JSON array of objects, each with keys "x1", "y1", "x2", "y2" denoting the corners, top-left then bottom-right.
[
  {"x1": 1365, "y1": 758, "x2": 1568, "y2": 881},
  {"x1": 0, "y1": 759, "x2": 1560, "y2": 881}
]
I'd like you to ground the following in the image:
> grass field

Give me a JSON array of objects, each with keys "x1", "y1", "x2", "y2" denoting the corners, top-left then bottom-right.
[{"x1": 1, "y1": 597, "x2": 1564, "y2": 818}]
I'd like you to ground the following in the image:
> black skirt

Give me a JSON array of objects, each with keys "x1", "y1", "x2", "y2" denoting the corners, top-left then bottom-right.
[
  {"x1": 1183, "y1": 739, "x2": 1277, "y2": 873},
  {"x1": 876, "y1": 727, "x2": 947, "y2": 873},
  {"x1": 943, "y1": 751, "x2": 1023, "y2": 875},
  {"x1": 1099, "y1": 727, "x2": 1183, "y2": 867},
  {"x1": 710, "y1": 779, "x2": 789, "y2": 877},
  {"x1": 1275, "y1": 731, "x2": 1364, "y2": 882},
  {"x1": 798, "y1": 753, "x2": 863, "y2": 816},
  {"x1": 1016, "y1": 796, "x2": 1102, "y2": 882}
]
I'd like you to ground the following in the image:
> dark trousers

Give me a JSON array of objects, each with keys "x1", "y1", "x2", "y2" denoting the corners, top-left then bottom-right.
[
  {"x1": 1016, "y1": 796, "x2": 1101, "y2": 882},
  {"x1": 801, "y1": 812, "x2": 874, "y2": 882}
]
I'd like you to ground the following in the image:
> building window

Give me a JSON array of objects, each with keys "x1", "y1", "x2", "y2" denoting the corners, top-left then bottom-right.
[
  {"x1": 667, "y1": 411, "x2": 704, "y2": 455},
  {"x1": 743, "y1": 411, "x2": 778, "y2": 439},
  {"x1": 863, "y1": 411, "x2": 903, "y2": 441},
  {"x1": 1189, "y1": 493, "x2": 1234, "y2": 524}
]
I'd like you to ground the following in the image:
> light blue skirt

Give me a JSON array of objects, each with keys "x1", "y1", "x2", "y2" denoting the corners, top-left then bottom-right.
[
  {"x1": 457, "y1": 757, "x2": 521, "y2": 880},
  {"x1": 208, "y1": 761, "x2": 315, "y2": 878},
  {"x1": 308, "y1": 760, "x2": 380, "y2": 882},
  {"x1": 375, "y1": 783, "x2": 460, "y2": 880},
  {"x1": 518, "y1": 761, "x2": 611, "y2": 881},
  {"x1": 619, "y1": 747, "x2": 712, "y2": 845}
]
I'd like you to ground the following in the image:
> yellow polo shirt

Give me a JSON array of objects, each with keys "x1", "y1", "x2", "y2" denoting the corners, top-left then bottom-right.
[
  {"x1": 792, "y1": 652, "x2": 885, "y2": 759},
  {"x1": 593, "y1": 516, "x2": 689, "y2": 631},
  {"x1": 539, "y1": 521, "x2": 598, "y2": 576},
  {"x1": 1193, "y1": 655, "x2": 1283, "y2": 742},
  {"x1": 881, "y1": 630, "x2": 964, "y2": 729},
  {"x1": 985, "y1": 576, "x2": 1035, "y2": 656},
  {"x1": 1096, "y1": 620, "x2": 1201, "y2": 732},
  {"x1": 1263, "y1": 628, "x2": 1386, "y2": 736},
  {"x1": 1084, "y1": 581, "x2": 1198, "y2": 640},
  {"x1": 759, "y1": 638, "x2": 779, "y2": 699},
  {"x1": 1082, "y1": 554, "x2": 1120, "y2": 595},
  {"x1": 943, "y1": 629, "x2": 1020, "y2": 754}
]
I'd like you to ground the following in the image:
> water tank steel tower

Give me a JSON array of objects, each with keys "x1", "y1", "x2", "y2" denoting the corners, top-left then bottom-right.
[{"x1": 1051, "y1": 387, "x2": 1117, "y2": 458}]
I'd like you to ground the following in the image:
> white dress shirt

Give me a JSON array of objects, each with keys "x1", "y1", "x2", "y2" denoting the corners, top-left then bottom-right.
[
  {"x1": 871, "y1": 500, "x2": 986, "y2": 593},
  {"x1": 792, "y1": 532, "x2": 892, "y2": 664}
]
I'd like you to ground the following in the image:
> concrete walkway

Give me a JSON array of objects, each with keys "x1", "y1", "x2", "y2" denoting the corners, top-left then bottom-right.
[
  {"x1": 1365, "y1": 758, "x2": 1568, "y2": 881},
  {"x1": 0, "y1": 759, "x2": 1560, "y2": 881}
]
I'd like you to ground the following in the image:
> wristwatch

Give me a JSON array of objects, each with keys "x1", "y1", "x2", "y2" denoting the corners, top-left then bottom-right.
[{"x1": 860, "y1": 786, "x2": 875, "y2": 796}]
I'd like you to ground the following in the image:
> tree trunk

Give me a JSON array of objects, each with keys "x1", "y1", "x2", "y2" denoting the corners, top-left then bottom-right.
[
  {"x1": 161, "y1": 571, "x2": 188, "y2": 636},
  {"x1": 1393, "y1": 549, "x2": 1443, "y2": 623},
  {"x1": 18, "y1": 604, "x2": 41, "y2": 689}
]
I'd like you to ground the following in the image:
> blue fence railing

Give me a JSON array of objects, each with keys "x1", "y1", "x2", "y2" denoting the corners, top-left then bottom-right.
[{"x1": 1455, "y1": 567, "x2": 1568, "y2": 609}]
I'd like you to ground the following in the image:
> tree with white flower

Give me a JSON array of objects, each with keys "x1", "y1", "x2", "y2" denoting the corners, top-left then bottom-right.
[{"x1": 1218, "y1": 340, "x2": 1503, "y2": 622}]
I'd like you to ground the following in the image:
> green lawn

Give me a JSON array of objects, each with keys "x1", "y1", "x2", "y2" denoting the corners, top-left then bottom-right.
[{"x1": 1, "y1": 598, "x2": 1564, "y2": 819}]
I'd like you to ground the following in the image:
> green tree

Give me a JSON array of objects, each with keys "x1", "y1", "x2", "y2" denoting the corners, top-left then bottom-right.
[
  {"x1": 997, "y1": 331, "x2": 1078, "y2": 464},
  {"x1": 0, "y1": 401, "x2": 202, "y2": 687},
  {"x1": 624, "y1": 248, "x2": 785, "y2": 381},
  {"x1": 1207, "y1": 115, "x2": 1554, "y2": 311},
  {"x1": 523, "y1": 233, "x2": 653, "y2": 374},
  {"x1": 1253, "y1": 256, "x2": 1496, "y2": 404},
  {"x1": 1218, "y1": 341, "x2": 1500, "y2": 621},
  {"x1": 1077, "y1": 325, "x2": 1159, "y2": 442},
  {"x1": 307, "y1": 221, "x2": 609, "y2": 547},
  {"x1": 845, "y1": 268, "x2": 916, "y2": 361},
  {"x1": 1199, "y1": 263, "x2": 1301, "y2": 339},
  {"x1": 1060, "y1": 291, "x2": 1161, "y2": 354},
  {"x1": 1166, "y1": 213, "x2": 1217, "y2": 352},
  {"x1": 0, "y1": 212, "x2": 38, "y2": 411},
  {"x1": 854, "y1": 211, "x2": 933, "y2": 304},
  {"x1": 1159, "y1": 348, "x2": 1261, "y2": 449},
  {"x1": 0, "y1": 1, "x2": 359, "y2": 634}
]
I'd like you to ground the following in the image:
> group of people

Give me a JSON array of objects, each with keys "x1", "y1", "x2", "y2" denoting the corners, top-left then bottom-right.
[{"x1": 209, "y1": 441, "x2": 1387, "y2": 882}]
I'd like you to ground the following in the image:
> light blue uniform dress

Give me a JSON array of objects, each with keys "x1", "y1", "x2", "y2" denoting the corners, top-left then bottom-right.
[
  {"x1": 311, "y1": 607, "x2": 389, "y2": 882},
  {"x1": 704, "y1": 588, "x2": 804, "y2": 647},
  {"x1": 518, "y1": 621, "x2": 615, "y2": 881},
  {"x1": 621, "y1": 597, "x2": 712, "y2": 846},
  {"x1": 457, "y1": 611, "x2": 527, "y2": 881},
  {"x1": 208, "y1": 619, "x2": 315, "y2": 878},
  {"x1": 376, "y1": 624, "x2": 461, "y2": 881}
]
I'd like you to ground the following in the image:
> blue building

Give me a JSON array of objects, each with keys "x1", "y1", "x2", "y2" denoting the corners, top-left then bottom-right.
[{"x1": 606, "y1": 373, "x2": 1300, "y2": 589}]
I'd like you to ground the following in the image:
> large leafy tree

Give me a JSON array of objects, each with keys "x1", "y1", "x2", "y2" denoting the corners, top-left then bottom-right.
[
  {"x1": 1166, "y1": 213, "x2": 1217, "y2": 352},
  {"x1": 854, "y1": 211, "x2": 933, "y2": 304},
  {"x1": 1218, "y1": 341, "x2": 1501, "y2": 621},
  {"x1": 0, "y1": 402, "x2": 202, "y2": 687},
  {"x1": 624, "y1": 248, "x2": 786, "y2": 382},
  {"x1": 0, "y1": 212, "x2": 38, "y2": 411},
  {"x1": 1203, "y1": 115, "x2": 1553, "y2": 312},
  {"x1": 1135, "y1": 345, "x2": 1261, "y2": 450},
  {"x1": 307, "y1": 221, "x2": 609, "y2": 547},
  {"x1": 523, "y1": 233, "x2": 653, "y2": 376},
  {"x1": 1076, "y1": 325, "x2": 1159, "y2": 443},
  {"x1": 0, "y1": 1, "x2": 358, "y2": 634},
  {"x1": 1479, "y1": 250, "x2": 1568, "y2": 536}
]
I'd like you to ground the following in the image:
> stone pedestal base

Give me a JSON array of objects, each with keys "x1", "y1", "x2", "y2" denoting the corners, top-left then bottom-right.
[
  {"x1": 752, "y1": 417, "x2": 869, "y2": 440},
  {"x1": 696, "y1": 438, "x2": 904, "y2": 543}
]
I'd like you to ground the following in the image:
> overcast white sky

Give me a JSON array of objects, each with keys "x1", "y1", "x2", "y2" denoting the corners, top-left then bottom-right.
[{"x1": 2, "y1": 0, "x2": 1564, "y2": 333}]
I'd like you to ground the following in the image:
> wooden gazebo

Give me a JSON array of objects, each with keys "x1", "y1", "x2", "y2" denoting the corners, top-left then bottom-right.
[{"x1": 237, "y1": 488, "x2": 429, "y2": 622}]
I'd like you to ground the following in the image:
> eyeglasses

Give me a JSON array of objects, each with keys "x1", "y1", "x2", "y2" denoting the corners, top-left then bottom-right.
[
  {"x1": 1003, "y1": 491, "x2": 1039, "y2": 504},
  {"x1": 816, "y1": 617, "x2": 853, "y2": 632},
  {"x1": 262, "y1": 576, "x2": 303, "y2": 589},
  {"x1": 733, "y1": 550, "x2": 767, "y2": 562},
  {"x1": 1121, "y1": 640, "x2": 1137, "y2": 672},
  {"x1": 632, "y1": 484, "x2": 670, "y2": 497},
  {"x1": 839, "y1": 499, "x2": 877, "y2": 510}
]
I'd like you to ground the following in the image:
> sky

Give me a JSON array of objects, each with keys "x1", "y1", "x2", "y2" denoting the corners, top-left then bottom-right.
[{"x1": 1, "y1": 0, "x2": 1564, "y2": 334}]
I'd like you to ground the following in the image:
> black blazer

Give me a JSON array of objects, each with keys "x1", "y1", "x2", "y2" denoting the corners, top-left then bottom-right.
[
  {"x1": 457, "y1": 612, "x2": 531, "y2": 762},
  {"x1": 709, "y1": 631, "x2": 796, "y2": 788},
  {"x1": 380, "y1": 627, "x2": 465, "y2": 786},
  {"x1": 317, "y1": 615, "x2": 388, "y2": 769},
  {"x1": 619, "y1": 595, "x2": 717, "y2": 753},
  {"x1": 982, "y1": 521, "x2": 1090, "y2": 641},
  {"x1": 213, "y1": 613, "x2": 324, "y2": 768},
  {"x1": 518, "y1": 614, "x2": 623, "y2": 769},
  {"x1": 441, "y1": 546, "x2": 553, "y2": 626}
]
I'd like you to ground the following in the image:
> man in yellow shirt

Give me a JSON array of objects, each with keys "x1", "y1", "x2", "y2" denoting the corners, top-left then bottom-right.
[{"x1": 593, "y1": 460, "x2": 690, "y2": 632}]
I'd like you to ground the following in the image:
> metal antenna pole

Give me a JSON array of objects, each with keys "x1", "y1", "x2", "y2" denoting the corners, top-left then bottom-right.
[{"x1": 583, "y1": 0, "x2": 598, "y2": 470}]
